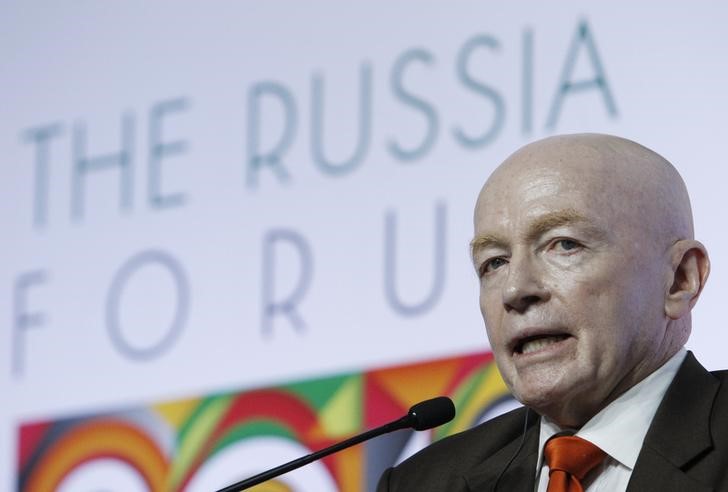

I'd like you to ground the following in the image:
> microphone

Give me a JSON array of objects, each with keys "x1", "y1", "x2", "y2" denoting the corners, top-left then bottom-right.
[{"x1": 215, "y1": 396, "x2": 456, "y2": 492}]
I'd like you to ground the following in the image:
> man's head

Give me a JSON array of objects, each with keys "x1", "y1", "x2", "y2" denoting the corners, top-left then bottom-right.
[{"x1": 471, "y1": 133, "x2": 710, "y2": 428}]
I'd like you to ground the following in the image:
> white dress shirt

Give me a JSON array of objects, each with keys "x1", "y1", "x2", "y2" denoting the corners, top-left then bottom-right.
[{"x1": 534, "y1": 348, "x2": 687, "y2": 492}]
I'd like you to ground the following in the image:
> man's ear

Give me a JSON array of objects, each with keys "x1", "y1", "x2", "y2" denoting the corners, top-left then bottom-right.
[{"x1": 665, "y1": 239, "x2": 710, "y2": 320}]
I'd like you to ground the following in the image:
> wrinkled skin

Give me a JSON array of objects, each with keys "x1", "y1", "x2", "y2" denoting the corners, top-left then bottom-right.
[{"x1": 471, "y1": 134, "x2": 710, "y2": 428}]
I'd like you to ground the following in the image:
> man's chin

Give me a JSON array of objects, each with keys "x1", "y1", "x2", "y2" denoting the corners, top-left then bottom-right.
[
  {"x1": 514, "y1": 391, "x2": 558, "y2": 414},
  {"x1": 512, "y1": 383, "x2": 575, "y2": 417},
  {"x1": 508, "y1": 360, "x2": 586, "y2": 404},
  {"x1": 516, "y1": 385, "x2": 602, "y2": 428}
]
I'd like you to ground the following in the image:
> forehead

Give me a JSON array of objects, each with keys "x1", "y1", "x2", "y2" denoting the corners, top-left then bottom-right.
[
  {"x1": 476, "y1": 163, "x2": 605, "y2": 221},
  {"x1": 472, "y1": 156, "x2": 619, "y2": 248}
]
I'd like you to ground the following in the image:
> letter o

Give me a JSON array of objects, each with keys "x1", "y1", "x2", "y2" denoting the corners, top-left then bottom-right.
[{"x1": 106, "y1": 250, "x2": 190, "y2": 361}]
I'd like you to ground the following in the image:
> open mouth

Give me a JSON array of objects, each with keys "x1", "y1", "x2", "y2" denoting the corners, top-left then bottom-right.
[{"x1": 514, "y1": 334, "x2": 570, "y2": 355}]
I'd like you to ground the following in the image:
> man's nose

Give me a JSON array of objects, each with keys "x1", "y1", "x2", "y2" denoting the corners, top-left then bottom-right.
[{"x1": 502, "y1": 254, "x2": 550, "y2": 313}]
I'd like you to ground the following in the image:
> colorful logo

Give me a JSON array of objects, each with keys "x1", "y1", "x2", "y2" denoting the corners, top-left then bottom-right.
[{"x1": 18, "y1": 350, "x2": 513, "y2": 491}]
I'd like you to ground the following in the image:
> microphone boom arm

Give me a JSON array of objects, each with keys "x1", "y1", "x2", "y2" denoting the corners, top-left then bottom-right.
[
  {"x1": 215, "y1": 396, "x2": 455, "y2": 492},
  {"x1": 215, "y1": 415, "x2": 411, "y2": 492}
]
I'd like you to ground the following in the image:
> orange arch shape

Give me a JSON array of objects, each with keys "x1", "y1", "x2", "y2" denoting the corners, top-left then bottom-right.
[{"x1": 23, "y1": 419, "x2": 169, "y2": 492}]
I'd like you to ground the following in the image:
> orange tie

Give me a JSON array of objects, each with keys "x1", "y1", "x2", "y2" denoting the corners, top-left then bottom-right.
[{"x1": 544, "y1": 435, "x2": 606, "y2": 492}]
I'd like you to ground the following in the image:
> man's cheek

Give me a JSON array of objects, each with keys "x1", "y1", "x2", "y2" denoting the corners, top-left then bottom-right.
[{"x1": 483, "y1": 318, "x2": 502, "y2": 346}]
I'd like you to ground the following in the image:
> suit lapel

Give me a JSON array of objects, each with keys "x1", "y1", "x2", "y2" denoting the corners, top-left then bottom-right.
[
  {"x1": 463, "y1": 411, "x2": 540, "y2": 492},
  {"x1": 627, "y1": 352, "x2": 719, "y2": 492}
]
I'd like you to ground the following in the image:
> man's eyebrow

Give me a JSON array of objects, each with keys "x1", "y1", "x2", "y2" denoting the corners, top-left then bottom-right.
[
  {"x1": 470, "y1": 234, "x2": 506, "y2": 258},
  {"x1": 525, "y1": 209, "x2": 590, "y2": 242},
  {"x1": 470, "y1": 209, "x2": 600, "y2": 258}
]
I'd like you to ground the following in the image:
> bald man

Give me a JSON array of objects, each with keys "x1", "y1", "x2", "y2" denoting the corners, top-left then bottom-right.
[{"x1": 377, "y1": 134, "x2": 728, "y2": 491}]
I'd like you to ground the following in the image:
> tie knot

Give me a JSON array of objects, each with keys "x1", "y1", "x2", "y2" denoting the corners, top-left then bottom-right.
[{"x1": 544, "y1": 435, "x2": 606, "y2": 480}]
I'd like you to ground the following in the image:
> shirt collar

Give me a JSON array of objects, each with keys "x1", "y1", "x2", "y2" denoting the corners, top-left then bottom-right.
[{"x1": 535, "y1": 348, "x2": 687, "y2": 472}]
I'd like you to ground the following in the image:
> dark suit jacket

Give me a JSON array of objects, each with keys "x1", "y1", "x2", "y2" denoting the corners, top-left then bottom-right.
[{"x1": 377, "y1": 352, "x2": 728, "y2": 491}]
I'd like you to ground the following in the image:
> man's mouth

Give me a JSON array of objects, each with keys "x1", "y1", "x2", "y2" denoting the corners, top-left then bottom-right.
[{"x1": 515, "y1": 334, "x2": 570, "y2": 355}]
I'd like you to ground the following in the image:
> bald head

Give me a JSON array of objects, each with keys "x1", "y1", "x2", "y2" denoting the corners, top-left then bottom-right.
[
  {"x1": 479, "y1": 133, "x2": 694, "y2": 250},
  {"x1": 471, "y1": 133, "x2": 709, "y2": 427}
]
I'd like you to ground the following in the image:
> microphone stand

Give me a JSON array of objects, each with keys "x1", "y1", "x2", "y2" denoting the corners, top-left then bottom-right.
[{"x1": 216, "y1": 415, "x2": 411, "y2": 492}]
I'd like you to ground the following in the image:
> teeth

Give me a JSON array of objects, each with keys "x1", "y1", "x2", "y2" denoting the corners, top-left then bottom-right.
[{"x1": 520, "y1": 335, "x2": 568, "y2": 355}]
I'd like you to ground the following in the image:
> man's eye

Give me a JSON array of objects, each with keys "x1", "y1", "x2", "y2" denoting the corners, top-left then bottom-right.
[
  {"x1": 481, "y1": 257, "x2": 508, "y2": 276},
  {"x1": 553, "y1": 239, "x2": 580, "y2": 252}
]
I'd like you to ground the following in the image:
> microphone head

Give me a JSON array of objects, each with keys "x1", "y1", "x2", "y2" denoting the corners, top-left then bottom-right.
[{"x1": 407, "y1": 396, "x2": 456, "y2": 431}]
